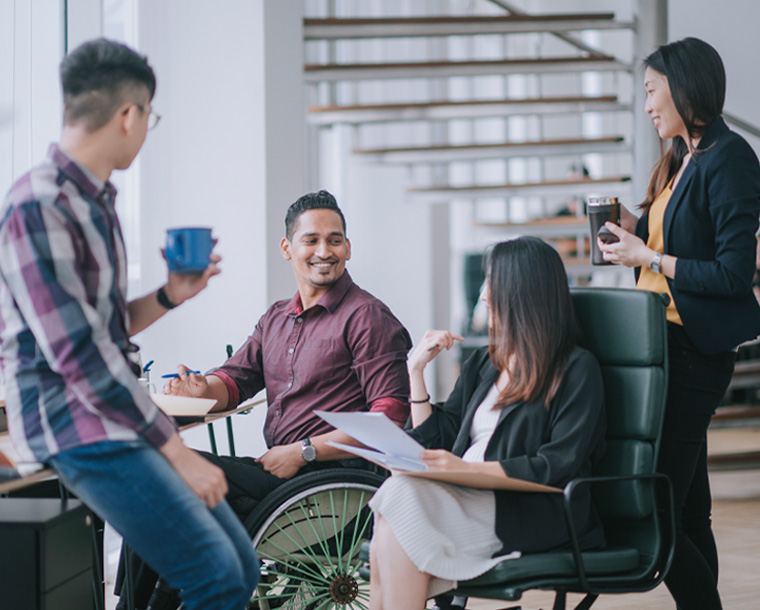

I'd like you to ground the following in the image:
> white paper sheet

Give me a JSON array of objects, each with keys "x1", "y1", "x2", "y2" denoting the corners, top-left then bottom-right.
[{"x1": 315, "y1": 410, "x2": 426, "y2": 461}]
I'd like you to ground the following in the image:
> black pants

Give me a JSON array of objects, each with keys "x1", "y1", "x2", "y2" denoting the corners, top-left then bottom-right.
[
  {"x1": 115, "y1": 451, "x2": 371, "y2": 609},
  {"x1": 658, "y1": 324, "x2": 736, "y2": 610}
]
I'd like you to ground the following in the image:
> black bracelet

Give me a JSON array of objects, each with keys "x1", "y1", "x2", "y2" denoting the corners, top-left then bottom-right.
[
  {"x1": 156, "y1": 286, "x2": 178, "y2": 310},
  {"x1": 409, "y1": 394, "x2": 430, "y2": 404}
]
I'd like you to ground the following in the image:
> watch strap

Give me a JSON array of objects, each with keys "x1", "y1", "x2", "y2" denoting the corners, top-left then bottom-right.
[{"x1": 649, "y1": 252, "x2": 664, "y2": 274}]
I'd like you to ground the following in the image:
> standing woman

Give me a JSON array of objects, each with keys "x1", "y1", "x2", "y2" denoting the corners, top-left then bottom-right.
[
  {"x1": 369, "y1": 237, "x2": 607, "y2": 610},
  {"x1": 599, "y1": 38, "x2": 760, "y2": 609}
]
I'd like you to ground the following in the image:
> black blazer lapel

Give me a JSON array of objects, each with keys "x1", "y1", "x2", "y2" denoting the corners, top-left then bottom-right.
[{"x1": 451, "y1": 362, "x2": 499, "y2": 456}]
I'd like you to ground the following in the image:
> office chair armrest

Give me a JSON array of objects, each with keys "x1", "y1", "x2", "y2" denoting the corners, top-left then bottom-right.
[{"x1": 560, "y1": 472, "x2": 675, "y2": 595}]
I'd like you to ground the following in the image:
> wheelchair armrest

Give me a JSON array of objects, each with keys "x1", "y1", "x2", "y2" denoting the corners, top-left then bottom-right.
[{"x1": 560, "y1": 472, "x2": 675, "y2": 594}]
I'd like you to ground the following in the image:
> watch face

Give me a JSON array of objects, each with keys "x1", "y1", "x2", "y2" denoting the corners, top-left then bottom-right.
[{"x1": 301, "y1": 443, "x2": 317, "y2": 462}]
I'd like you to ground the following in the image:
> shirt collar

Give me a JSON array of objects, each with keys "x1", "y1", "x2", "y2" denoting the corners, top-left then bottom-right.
[
  {"x1": 286, "y1": 270, "x2": 355, "y2": 316},
  {"x1": 48, "y1": 143, "x2": 118, "y2": 206}
]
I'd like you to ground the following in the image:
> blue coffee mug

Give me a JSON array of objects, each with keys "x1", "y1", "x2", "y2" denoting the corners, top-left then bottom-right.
[{"x1": 165, "y1": 227, "x2": 214, "y2": 274}]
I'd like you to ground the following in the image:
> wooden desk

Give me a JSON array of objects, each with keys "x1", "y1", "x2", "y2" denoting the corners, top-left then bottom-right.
[{"x1": 0, "y1": 398, "x2": 266, "y2": 495}]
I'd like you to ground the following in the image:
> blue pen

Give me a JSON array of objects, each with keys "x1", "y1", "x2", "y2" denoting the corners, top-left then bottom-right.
[{"x1": 161, "y1": 370, "x2": 201, "y2": 379}]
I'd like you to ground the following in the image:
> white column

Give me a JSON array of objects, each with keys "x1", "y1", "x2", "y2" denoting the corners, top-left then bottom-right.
[
  {"x1": 633, "y1": 0, "x2": 668, "y2": 203},
  {"x1": 261, "y1": 0, "x2": 306, "y2": 301}
]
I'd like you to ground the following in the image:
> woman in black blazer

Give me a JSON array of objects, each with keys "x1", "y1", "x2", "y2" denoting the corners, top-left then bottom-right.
[
  {"x1": 368, "y1": 237, "x2": 606, "y2": 610},
  {"x1": 599, "y1": 38, "x2": 760, "y2": 610}
]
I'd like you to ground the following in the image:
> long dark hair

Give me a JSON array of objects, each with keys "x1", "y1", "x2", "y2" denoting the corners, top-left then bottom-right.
[
  {"x1": 641, "y1": 37, "x2": 725, "y2": 209},
  {"x1": 487, "y1": 237, "x2": 579, "y2": 408}
]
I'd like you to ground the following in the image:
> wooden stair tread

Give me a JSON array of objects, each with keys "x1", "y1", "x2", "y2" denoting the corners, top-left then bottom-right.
[
  {"x1": 474, "y1": 216, "x2": 589, "y2": 228},
  {"x1": 305, "y1": 55, "x2": 616, "y2": 71},
  {"x1": 304, "y1": 14, "x2": 617, "y2": 27},
  {"x1": 708, "y1": 450, "x2": 760, "y2": 463},
  {"x1": 354, "y1": 136, "x2": 624, "y2": 155},
  {"x1": 733, "y1": 360, "x2": 760, "y2": 375},
  {"x1": 409, "y1": 176, "x2": 631, "y2": 193},
  {"x1": 714, "y1": 405, "x2": 760, "y2": 421},
  {"x1": 308, "y1": 95, "x2": 619, "y2": 114}
]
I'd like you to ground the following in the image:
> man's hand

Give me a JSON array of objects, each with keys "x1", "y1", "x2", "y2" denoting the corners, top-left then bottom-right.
[
  {"x1": 164, "y1": 364, "x2": 210, "y2": 397},
  {"x1": 256, "y1": 443, "x2": 305, "y2": 480},
  {"x1": 160, "y1": 434, "x2": 227, "y2": 508},
  {"x1": 162, "y1": 250, "x2": 222, "y2": 307}
]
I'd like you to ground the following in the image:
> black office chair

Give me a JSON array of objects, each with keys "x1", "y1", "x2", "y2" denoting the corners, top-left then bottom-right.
[
  {"x1": 360, "y1": 287, "x2": 675, "y2": 610},
  {"x1": 450, "y1": 287, "x2": 675, "y2": 609}
]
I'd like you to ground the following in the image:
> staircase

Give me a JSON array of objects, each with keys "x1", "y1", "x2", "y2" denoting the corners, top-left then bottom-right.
[
  {"x1": 301, "y1": 1, "x2": 760, "y2": 469},
  {"x1": 302, "y1": 1, "x2": 645, "y2": 290}
]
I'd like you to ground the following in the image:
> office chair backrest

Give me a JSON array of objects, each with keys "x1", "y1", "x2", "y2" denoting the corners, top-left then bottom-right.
[{"x1": 571, "y1": 288, "x2": 668, "y2": 564}]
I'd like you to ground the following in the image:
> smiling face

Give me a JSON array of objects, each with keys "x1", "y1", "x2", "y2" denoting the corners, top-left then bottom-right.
[
  {"x1": 280, "y1": 209, "x2": 351, "y2": 306},
  {"x1": 644, "y1": 67, "x2": 688, "y2": 141}
]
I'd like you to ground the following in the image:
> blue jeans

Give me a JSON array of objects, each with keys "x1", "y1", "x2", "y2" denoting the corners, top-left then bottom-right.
[{"x1": 49, "y1": 440, "x2": 259, "y2": 610}]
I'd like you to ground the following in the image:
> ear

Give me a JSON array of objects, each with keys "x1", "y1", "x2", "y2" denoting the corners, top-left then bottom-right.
[
  {"x1": 345, "y1": 237, "x2": 352, "y2": 261},
  {"x1": 280, "y1": 237, "x2": 292, "y2": 261},
  {"x1": 120, "y1": 104, "x2": 139, "y2": 135}
]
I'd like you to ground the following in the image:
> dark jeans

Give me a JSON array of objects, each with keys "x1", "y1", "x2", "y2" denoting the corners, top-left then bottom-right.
[
  {"x1": 659, "y1": 324, "x2": 736, "y2": 610},
  {"x1": 116, "y1": 450, "x2": 372, "y2": 609}
]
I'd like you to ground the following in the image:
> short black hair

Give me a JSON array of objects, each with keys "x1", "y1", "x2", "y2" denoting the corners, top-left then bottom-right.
[
  {"x1": 60, "y1": 38, "x2": 156, "y2": 132},
  {"x1": 285, "y1": 190, "x2": 347, "y2": 240}
]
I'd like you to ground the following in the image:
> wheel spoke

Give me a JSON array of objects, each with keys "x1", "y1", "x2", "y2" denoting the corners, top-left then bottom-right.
[{"x1": 251, "y1": 478, "x2": 381, "y2": 610}]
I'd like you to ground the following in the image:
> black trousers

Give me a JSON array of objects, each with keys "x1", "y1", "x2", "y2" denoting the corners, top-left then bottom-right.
[
  {"x1": 115, "y1": 451, "x2": 371, "y2": 609},
  {"x1": 658, "y1": 324, "x2": 736, "y2": 610}
]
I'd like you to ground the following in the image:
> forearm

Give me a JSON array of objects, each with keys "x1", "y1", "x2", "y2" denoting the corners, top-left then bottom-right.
[
  {"x1": 409, "y1": 365, "x2": 432, "y2": 427},
  {"x1": 201, "y1": 376, "x2": 232, "y2": 412},
  {"x1": 128, "y1": 287, "x2": 180, "y2": 336}
]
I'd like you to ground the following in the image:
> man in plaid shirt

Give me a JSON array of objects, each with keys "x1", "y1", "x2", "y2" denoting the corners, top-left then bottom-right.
[{"x1": 0, "y1": 38, "x2": 258, "y2": 610}]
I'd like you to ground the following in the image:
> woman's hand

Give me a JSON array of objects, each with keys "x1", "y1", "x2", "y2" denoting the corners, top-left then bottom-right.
[
  {"x1": 420, "y1": 449, "x2": 468, "y2": 471},
  {"x1": 164, "y1": 364, "x2": 209, "y2": 398},
  {"x1": 598, "y1": 222, "x2": 654, "y2": 268},
  {"x1": 409, "y1": 330, "x2": 464, "y2": 374}
]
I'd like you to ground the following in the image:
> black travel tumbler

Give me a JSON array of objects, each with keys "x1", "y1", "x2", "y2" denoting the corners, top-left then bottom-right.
[{"x1": 588, "y1": 197, "x2": 621, "y2": 265}]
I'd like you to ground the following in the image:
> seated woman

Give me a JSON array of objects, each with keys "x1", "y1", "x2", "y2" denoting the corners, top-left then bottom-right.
[{"x1": 369, "y1": 236, "x2": 607, "y2": 610}]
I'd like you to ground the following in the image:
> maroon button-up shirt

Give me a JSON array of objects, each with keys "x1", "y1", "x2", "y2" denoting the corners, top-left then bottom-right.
[{"x1": 210, "y1": 271, "x2": 411, "y2": 447}]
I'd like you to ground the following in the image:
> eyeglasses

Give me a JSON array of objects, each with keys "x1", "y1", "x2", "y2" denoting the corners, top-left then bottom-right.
[{"x1": 136, "y1": 104, "x2": 161, "y2": 130}]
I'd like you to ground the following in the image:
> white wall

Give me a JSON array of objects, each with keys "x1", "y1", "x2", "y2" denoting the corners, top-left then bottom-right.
[
  {"x1": 669, "y1": 0, "x2": 760, "y2": 151},
  {"x1": 128, "y1": 1, "x2": 304, "y2": 456},
  {"x1": 0, "y1": 0, "x2": 64, "y2": 196}
]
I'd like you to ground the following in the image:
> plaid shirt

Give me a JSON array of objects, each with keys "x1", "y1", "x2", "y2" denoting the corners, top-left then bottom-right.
[{"x1": 0, "y1": 144, "x2": 175, "y2": 464}]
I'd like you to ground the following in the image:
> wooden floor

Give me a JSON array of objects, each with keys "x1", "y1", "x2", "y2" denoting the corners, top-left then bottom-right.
[{"x1": 467, "y1": 469, "x2": 760, "y2": 610}]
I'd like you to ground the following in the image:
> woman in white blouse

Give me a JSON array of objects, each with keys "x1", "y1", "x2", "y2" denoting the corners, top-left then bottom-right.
[{"x1": 369, "y1": 236, "x2": 607, "y2": 610}]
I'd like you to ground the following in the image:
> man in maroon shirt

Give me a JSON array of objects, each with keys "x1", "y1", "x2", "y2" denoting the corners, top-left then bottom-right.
[
  {"x1": 170, "y1": 189, "x2": 412, "y2": 516},
  {"x1": 119, "y1": 190, "x2": 412, "y2": 610}
]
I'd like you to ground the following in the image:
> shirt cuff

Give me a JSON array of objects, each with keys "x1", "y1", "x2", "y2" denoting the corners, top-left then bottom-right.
[
  {"x1": 369, "y1": 397, "x2": 409, "y2": 425},
  {"x1": 208, "y1": 370, "x2": 240, "y2": 408}
]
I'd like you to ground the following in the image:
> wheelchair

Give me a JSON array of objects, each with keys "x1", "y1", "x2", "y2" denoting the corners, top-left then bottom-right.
[{"x1": 244, "y1": 466, "x2": 386, "y2": 609}]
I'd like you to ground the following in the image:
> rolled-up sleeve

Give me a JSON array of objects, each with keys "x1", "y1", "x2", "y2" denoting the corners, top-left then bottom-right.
[{"x1": 346, "y1": 303, "x2": 412, "y2": 419}]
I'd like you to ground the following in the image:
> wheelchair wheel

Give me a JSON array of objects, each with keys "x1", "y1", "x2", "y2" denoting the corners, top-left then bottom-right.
[{"x1": 245, "y1": 468, "x2": 386, "y2": 610}]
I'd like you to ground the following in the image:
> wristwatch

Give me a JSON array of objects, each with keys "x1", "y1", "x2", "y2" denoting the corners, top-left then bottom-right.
[
  {"x1": 649, "y1": 251, "x2": 664, "y2": 274},
  {"x1": 300, "y1": 438, "x2": 317, "y2": 463}
]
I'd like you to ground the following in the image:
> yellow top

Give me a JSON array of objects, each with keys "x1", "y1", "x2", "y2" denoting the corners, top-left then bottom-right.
[{"x1": 636, "y1": 180, "x2": 683, "y2": 325}]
